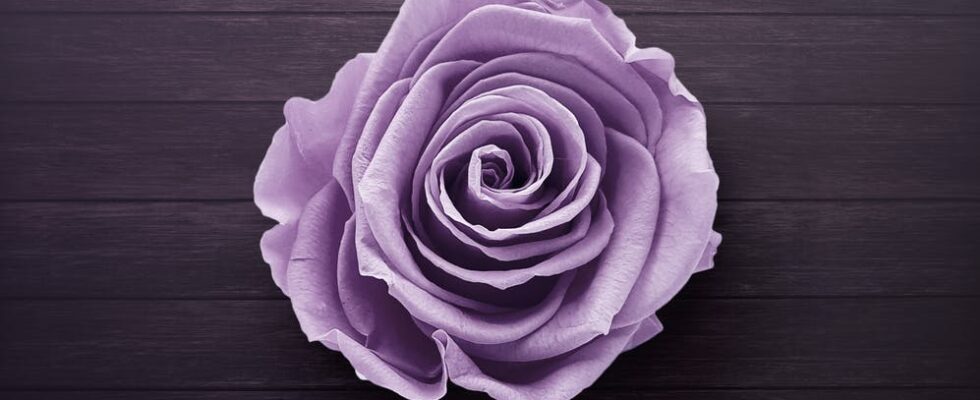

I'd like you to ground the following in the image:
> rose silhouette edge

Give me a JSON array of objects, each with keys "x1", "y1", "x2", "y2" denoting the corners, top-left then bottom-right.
[{"x1": 253, "y1": 1, "x2": 721, "y2": 399}]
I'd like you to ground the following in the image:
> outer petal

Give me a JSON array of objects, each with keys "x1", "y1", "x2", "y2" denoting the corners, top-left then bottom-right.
[
  {"x1": 333, "y1": 330, "x2": 447, "y2": 400},
  {"x1": 287, "y1": 181, "x2": 446, "y2": 399},
  {"x1": 254, "y1": 53, "x2": 372, "y2": 223},
  {"x1": 433, "y1": 323, "x2": 641, "y2": 400},
  {"x1": 623, "y1": 316, "x2": 665, "y2": 352},
  {"x1": 286, "y1": 182, "x2": 360, "y2": 345},
  {"x1": 259, "y1": 222, "x2": 297, "y2": 294},
  {"x1": 613, "y1": 65, "x2": 721, "y2": 328},
  {"x1": 695, "y1": 230, "x2": 723, "y2": 273},
  {"x1": 544, "y1": 0, "x2": 638, "y2": 55},
  {"x1": 253, "y1": 125, "x2": 324, "y2": 224}
]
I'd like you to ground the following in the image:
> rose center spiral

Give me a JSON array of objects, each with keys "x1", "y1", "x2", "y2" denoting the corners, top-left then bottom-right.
[{"x1": 471, "y1": 145, "x2": 516, "y2": 190}]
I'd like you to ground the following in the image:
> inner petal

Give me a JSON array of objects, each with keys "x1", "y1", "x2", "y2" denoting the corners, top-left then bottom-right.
[
  {"x1": 434, "y1": 86, "x2": 593, "y2": 242},
  {"x1": 470, "y1": 145, "x2": 515, "y2": 189},
  {"x1": 453, "y1": 144, "x2": 534, "y2": 228},
  {"x1": 427, "y1": 118, "x2": 546, "y2": 230}
]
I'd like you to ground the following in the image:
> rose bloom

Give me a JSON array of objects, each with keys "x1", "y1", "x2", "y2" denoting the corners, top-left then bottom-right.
[{"x1": 255, "y1": 0, "x2": 721, "y2": 399}]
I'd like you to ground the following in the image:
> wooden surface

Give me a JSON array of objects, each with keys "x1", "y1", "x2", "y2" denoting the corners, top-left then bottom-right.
[{"x1": 1, "y1": 1, "x2": 978, "y2": 399}]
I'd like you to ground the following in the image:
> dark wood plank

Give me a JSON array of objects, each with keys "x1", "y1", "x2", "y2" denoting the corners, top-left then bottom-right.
[
  {"x1": 1, "y1": 0, "x2": 978, "y2": 15},
  {"x1": 708, "y1": 105, "x2": 980, "y2": 200},
  {"x1": 3, "y1": 104, "x2": 977, "y2": 200},
  {"x1": 0, "y1": 202, "x2": 276, "y2": 299},
  {"x1": 0, "y1": 15, "x2": 976, "y2": 103},
  {"x1": 1, "y1": 201, "x2": 977, "y2": 299},
  {"x1": 1, "y1": 299, "x2": 976, "y2": 389},
  {"x1": 0, "y1": 103, "x2": 274, "y2": 201},
  {"x1": 3, "y1": 388, "x2": 980, "y2": 400}
]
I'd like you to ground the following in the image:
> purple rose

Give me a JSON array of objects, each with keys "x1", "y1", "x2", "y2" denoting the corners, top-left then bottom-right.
[{"x1": 254, "y1": 0, "x2": 721, "y2": 398}]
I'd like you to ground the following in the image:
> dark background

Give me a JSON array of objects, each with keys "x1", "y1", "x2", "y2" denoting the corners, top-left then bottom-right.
[{"x1": 1, "y1": 1, "x2": 979, "y2": 399}]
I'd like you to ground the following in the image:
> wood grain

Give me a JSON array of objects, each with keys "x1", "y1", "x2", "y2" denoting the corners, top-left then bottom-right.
[
  {"x1": 0, "y1": 15, "x2": 976, "y2": 103},
  {"x1": 1, "y1": 1, "x2": 978, "y2": 398},
  {"x1": 1, "y1": 0, "x2": 978, "y2": 14},
  {"x1": 3, "y1": 104, "x2": 977, "y2": 200},
  {"x1": 1, "y1": 201, "x2": 976, "y2": 299},
  {"x1": 1, "y1": 298, "x2": 977, "y2": 390}
]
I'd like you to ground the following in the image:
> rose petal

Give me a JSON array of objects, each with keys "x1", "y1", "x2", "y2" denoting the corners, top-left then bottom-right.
[
  {"x1": 330, "y1": 330, "x2": 447, "y2": 400},
  {"x1": 420, "y1": 107, "x2": 558, "y2": 241},
  {"x1": 695, "y1": 230, "x2": 723, "y2": 273},
  {"x1": 422, "y1": 86, "x2": 595, "y2": 243},
  {"x1": 623, "y1": 315, "x2": 664, "y2": 352},
  {"x1": 432, "y1": 322, "x2": 641, "y2": 400},
  {"x1": 419, "y1": 4, "x2": 663, "y2": 144},
  {"x1": 255, "y1": 54, "x2": 372, "y2": 223},
  {"x1": 333, "y1": 0, "x2": 526, "y2": 201},
  {"x1": 285, "y1": 182, "x2": 359, "y2": 343},
  {"x1": 434, "y1": 121, "x2": 541, "y2": 227},
  {"x1": 286, "y1": 181, "x2": 445, "y2": 394},
  {"x1": 612, "y1": 84, "x2": 720, "y2": 328},
  {"x1": 446, "y1": 53, "x2": 647, "y2": 144},
  {"x1": 259, "y1": 222, "x2": 297, "y2": 295},
  {"x1": 418, "y1": 114, "x2": 553, "y2": 227},
  {"x1": 356, "y1": 210, "x2": 576, "y2": 344},
  {"x1": 356, "y1": 60, "x2": 482, "y2": 282},
  {"x1": 547, "y1": 0, "x2": 637, "y2": 56},
  {"x1": 450, "y1": 129, "x2": 660, "y2": 361},
  {"x1": 409, "y1": 195, "x2": 613, "y2": 289},
  {"x1": 445, "y1": 71, "x2": 607, "y2": 169},
  {"x1": 253, "y1": 126, "x2": 325, "y2": 224}
]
